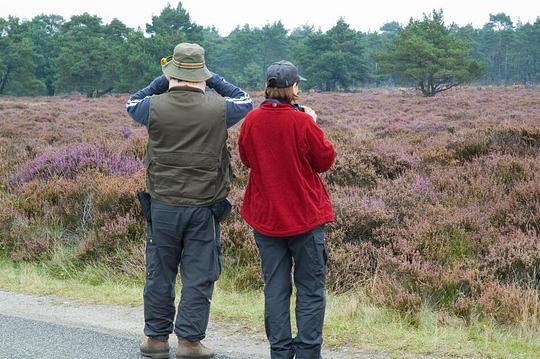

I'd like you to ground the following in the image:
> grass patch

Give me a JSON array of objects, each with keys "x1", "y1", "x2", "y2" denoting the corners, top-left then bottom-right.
[
  {"x1": 0, "y1": 257, "x2": 538, "y2": 358},
  {"x1": 325, "y1": 294, "x2": 540, "y2": 357},
  {"x1": 0, "y1": 256, "x2": 142, "y2": 305}
]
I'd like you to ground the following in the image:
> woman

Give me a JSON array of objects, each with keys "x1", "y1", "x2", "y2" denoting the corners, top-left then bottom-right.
[{"x1": 238, "y1": 60, "x2": 335, "y2": 359}]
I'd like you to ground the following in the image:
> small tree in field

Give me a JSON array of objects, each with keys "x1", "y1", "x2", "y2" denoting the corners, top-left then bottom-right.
[{"x1": 376, "y1": 10, "x2": 484, "y2": 96}]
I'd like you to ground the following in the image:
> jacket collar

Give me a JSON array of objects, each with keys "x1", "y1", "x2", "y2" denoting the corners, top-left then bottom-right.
[
  {"x1": 261, "y1": 99, "x2": 302, "y2": 111},
  {"x1": 168, "y1": 86, "x2": 205, "y2": 94}
]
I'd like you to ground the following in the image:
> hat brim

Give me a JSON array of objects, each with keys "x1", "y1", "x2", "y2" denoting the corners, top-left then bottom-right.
[
  {"x1": 299, "y1": 75, "x2": 307, "y2": 81},
  {"x1": 162, "y1": 62, "x2": 212, "y2": 82}
]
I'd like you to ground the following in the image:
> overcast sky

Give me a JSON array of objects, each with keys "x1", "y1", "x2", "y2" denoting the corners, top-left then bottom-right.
[{"x1": 2, "y1": 0, "x2": 539, "y2": 35}]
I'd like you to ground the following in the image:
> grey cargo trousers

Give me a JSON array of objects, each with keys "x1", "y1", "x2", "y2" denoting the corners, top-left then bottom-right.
[
  {"x1": 255, "y1": 226, "x2": 327, "y2": 359},
  {"x1": 143, "y1": 200, "x2": 223, "y2": 342}
]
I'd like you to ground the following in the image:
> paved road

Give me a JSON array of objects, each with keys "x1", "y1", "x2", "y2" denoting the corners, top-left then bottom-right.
[
  {"x1": 1, "y1": 313, "x2": 138, "y2": 358},
  {"x1": 0, "y1": 291, "x2": 266, "y2": 359},
  {"x1": 0, "y1": 314, "x2": 246, "y2": 359},
  {"x1": 0, "y1": 291, "x2": 380, "y2": 359}
]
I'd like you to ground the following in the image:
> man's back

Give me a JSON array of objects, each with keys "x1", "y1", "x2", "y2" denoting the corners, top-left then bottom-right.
[{"x1": 147, "y1": 87, "x2": 229, "y2": 206}]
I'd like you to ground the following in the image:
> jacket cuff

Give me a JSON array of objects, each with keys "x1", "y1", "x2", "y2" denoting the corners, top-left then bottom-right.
[
  {"x1": 205, "y1": 73, "x2": 219, "y2": 88},
  {"x1": 152, "y1": 75, "x2": 170, "y2": 94}
]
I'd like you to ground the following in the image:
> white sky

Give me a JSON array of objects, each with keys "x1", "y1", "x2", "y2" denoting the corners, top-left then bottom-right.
[{"x1": 1, "y1": 0, "x2": 539, "y2": 35}]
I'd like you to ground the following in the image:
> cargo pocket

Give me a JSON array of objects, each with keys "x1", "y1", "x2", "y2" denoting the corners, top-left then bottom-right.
[
  {"x1": 211, "y1": 216, "x2": 224, "y2": 281},
  {"x1": 145, "y1": 224, "x2": 157, "y2": 280},
  {"x1": 308, "y1": 227, "x2": 327, "y2": 276}
]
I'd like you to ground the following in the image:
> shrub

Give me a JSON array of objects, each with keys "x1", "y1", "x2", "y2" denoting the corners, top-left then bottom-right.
[
  {"x1": 118, "y1": 132, "x2": 148, "y2": 160},
  {"x1": 326, "y1": 242, "x2": 381, "y2": 293},
  {"x1": 5, "y1": 219, "x2": 58, "y2": 261},
  {"x1": 453, "y1": 296, "x2": 474, "y2": 322},
  {"x1": 14, "y1": 177, "x2": 85, "y2": 227},
  {"x1": 489, "y1": 126, "x2": 540, "y2": 155},
  {"x1": 326, "y1": 149, "x2": 378, "y2": 187},
  {"x1": 332, "y1": 188, "x2": 394, "y2": 246},
  {"x1": 220, "y1": 212, "x2": 263, "y2": 291},
  {"x1": 7, "y1": 144, "x2": 142, "y2": 186},
  {"x1": 448, "y1": 135, "x2": 490, "y2": 162},
  {"x1": 481, "y1": 230, "x2": 540, "y2": 289},
  {"x1": 369, "y1": 274, "x2": 422, "y2": 323},
  {"x1": 0, "y1": 212, "x2": 18, "y2": 254},
  {"x1": 83, "y1": 172, "x2": 145, "y2": 226},
  {"x1": 2, "y1": 89, "x2": 539, "y2": 325},
  {"x1": 507, "y1": 178, "x2": 540, "y2": 234},
  {"x1": 417, "y1": 226, "x2": 475, "y2": 264},
  {"x1": 478, "y1": 283, "x2": 539, "y2": 326},
  {"x1": 0, "y1": 195, "x2": 16, "y2": 233},
  {"x1": 76, "y1": 213, "x2": 144, "y2": 262}
]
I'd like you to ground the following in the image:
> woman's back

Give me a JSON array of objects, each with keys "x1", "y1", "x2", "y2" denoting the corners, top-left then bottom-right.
[{"x1": 238, "y1": 100, "x2": 335, "y2": 237}]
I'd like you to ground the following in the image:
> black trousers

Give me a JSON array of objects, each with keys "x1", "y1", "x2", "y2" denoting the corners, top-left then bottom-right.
[
  {"x1": 143, "y1": 200, "x2": 223, "y2": 342},
  {"x1": 255, "y1": 226, "x2": 327, "y2": 359}
]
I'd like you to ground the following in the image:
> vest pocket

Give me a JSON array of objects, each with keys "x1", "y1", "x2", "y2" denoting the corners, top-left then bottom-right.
[{"x1": 150, "y1": 161, "x2": 217, "y2": 200}]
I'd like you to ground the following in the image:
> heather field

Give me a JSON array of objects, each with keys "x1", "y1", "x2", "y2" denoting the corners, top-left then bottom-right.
[{"x1": 1, "y1": 87, "x2": 539, "y2": 342}]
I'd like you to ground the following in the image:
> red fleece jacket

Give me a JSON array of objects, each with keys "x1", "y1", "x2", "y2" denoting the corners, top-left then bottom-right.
[{"x1": 238, "y1": 101, "x2": 335, "y2": 237}]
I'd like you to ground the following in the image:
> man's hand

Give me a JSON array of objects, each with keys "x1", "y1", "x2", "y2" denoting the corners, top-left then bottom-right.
[
  {"x1": 206, "y1": 72, "x2": 216, "y2": 86},
  {"x1": 302, "y1": 106, "x2": 317, "y2": 123}
]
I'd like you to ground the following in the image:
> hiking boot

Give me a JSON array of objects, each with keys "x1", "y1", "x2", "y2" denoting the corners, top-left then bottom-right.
[
  {"x1": 140, "y1": 337, "x2": 170, "y2": 358},
  {"x1": 176, "y1": 337, "x2": 215, "y2": 358}
]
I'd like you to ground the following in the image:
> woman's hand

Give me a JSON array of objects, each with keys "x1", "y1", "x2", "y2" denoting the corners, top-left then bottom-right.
[{"x1": 302, "y1": 106, "x2": 317, "y2": 123}]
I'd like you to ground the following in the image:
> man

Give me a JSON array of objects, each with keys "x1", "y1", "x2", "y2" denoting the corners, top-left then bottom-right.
[{"x1": 126, "y1": 43, "x2": 252, "y2": 359}]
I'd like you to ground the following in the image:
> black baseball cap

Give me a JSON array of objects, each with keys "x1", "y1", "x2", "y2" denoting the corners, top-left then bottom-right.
[{"x1": 266, "y1": 60, "x2": 306, "y2": 88}]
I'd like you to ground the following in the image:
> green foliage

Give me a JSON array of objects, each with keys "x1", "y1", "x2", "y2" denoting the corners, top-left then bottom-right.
[
  {"x1": 146, "y1": 2, "x2": 202, "y2": 41},
  {"x1": 1, "y1": 4, "x2": 540, "y2": 96},
  {"x1": 114, "y1": 29, "x2": 159, "y2": 93},
  {"x1": 218, "y1": 25, "x2": 264, "y2": 86},
  {"x1": 55, "y1": 13, "x2": 120, "y2": 97},
  {"x1": 27, "y1": 15, "x2": 63, "y2": 95},
  {"x1": 142, "y1": 2, "x2": 200, "y2": 75},
  {"x1": 295, "y1": 19, "x2": 368, "y2": 90},
  {"x1": 259, "y1": 21, "x2": 290, "y2": 74},
  {"x1": 375, "y1": 10, "x2": 484, "y2": 96},
  {"x1": 0, "y1": 17, "x2": 47, "y2": 96},
  {"x1": 207, "y1": 21, "x2": 289, "y2": 89},
  {"x1": 365, "y1": 22, "x2": 402, "y2": 84},
  {"x1": 470, "y1": 14, "x2": 540, "y2": 85}
]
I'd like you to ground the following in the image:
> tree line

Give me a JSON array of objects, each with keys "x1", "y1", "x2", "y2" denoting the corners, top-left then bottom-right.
[{"x1": 1, "y1": 3, "x2": 539, "y2": 97}]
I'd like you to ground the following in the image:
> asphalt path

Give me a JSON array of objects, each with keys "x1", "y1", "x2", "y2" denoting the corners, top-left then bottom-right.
[
  {"x1": 1, "y1": 313, "x2": 139, "y2": 358},
  {"x1": 0, "y1": 314, "x2": 252, "y2": 359},
  {"x1": 0, "y1": 291, "x2": 266, "y2": 359},
  {"x1": 0, "y1": 291, "x2": 383, "y2": 359}
]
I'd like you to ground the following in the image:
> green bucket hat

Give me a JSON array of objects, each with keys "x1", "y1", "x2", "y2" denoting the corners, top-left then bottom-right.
[{"x1": 160, "y1": 43, "x2": 212, "y2": 82}]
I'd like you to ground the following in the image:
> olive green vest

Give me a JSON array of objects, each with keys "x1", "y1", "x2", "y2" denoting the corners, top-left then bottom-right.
[{"x1": 145, "y1": 87, "x2": 230, "y2": 206}]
